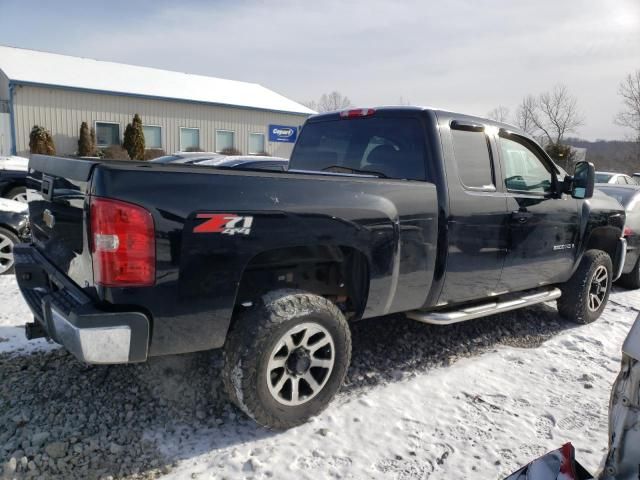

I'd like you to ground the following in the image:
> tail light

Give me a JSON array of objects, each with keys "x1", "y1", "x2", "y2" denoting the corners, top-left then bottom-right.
[
  {"x1": 90, "y1": 196, "x2": 155, "y2": 287},
  {"x1": 339, "y1": 108, "x2": 376, "y2": 118},
  {"x1": 624, "y1": 226, "x2": 633, "y2": 237}
]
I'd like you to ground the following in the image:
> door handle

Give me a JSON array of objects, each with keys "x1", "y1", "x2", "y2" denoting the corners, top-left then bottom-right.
[{"x1": 511, "y1": 211, "x2": 533, "y2": 223}]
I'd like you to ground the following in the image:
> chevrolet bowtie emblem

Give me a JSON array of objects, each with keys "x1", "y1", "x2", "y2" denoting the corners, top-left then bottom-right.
[{"x1": 43, "y1": 209, "x2": 55, "y2": 229}]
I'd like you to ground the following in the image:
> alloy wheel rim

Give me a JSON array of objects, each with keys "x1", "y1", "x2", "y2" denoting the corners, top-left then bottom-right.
[
  {"x1": 588, "y1": 265, "x2": 608, "y2": 312},
  {"x1": 0, "y1": 232, "x2": 15, "y2": 274},
  {"x1": 11, "y1": 192, "x2": 28, "y2": 203},
  {"x1": 266, "y1": 322, "x2": 335, "y2": 406}
]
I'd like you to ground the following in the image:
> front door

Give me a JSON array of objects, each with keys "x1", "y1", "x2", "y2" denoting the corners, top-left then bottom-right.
[{"x1": 496, "y1": 133, "x2": 580, "y2": 292}]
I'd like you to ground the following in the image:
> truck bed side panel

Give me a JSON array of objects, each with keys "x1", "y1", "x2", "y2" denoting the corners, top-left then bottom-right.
[{"x1": 91, "y1": 165, "x2": 438, "y2": 356}]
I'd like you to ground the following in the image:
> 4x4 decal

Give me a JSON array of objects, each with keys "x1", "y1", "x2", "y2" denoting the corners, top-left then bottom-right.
[{"x1": 194, "y1": 214, "x2": 254, "y2": 235}]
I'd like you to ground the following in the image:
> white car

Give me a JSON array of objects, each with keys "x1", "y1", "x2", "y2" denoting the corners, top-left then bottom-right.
[{"x1": 595, "y1": 171, "x2": 638, "y2": 185}]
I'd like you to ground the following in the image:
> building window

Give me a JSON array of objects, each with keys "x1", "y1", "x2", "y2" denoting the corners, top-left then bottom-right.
[
  {"x1": 180, "y1": 127, "x2": 200, "y2": 151},
  {"x1": 248, "y1": 133, "x2": 265, "y2": 155},
  {"x1": 95, "y1": 122, "x2": 120, "y2": 147},
  {"x1": 143, "y1": 125, "x2": 162, "y2": 149},
  {"x1": 216, "y1": 130, "x2": 235, "y2": 153}
]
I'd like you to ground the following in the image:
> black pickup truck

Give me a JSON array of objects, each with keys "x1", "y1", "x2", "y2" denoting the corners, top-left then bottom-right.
[{"x1": 15, "y1": 107, "x2": 626, "y2": 428}]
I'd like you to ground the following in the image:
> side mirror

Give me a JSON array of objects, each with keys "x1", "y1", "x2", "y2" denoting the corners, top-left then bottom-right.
[{"x1": 571, "y1": 161, "x2": 595, "y2": 199}]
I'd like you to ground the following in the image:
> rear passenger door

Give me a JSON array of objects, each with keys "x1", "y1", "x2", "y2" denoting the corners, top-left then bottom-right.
[{"x1": 437, "y1": 118, "x2": 510, "y2": 305}]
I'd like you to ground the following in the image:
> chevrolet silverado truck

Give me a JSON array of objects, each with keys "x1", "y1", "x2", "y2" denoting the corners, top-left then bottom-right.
[{"x1": 15, "y1": 107, "x2": 626, "y2": 428}]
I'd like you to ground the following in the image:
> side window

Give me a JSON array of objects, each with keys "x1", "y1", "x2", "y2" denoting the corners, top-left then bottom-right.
[
  {"x1": 499, "y1": 136, "x2": 553, "y2": 194},
  {"x1": 450, "y1": 128, "x2": 494, "y2": 189},
  {"x1": 617, "y1": 175, "x2": 629, "y2": 185}
]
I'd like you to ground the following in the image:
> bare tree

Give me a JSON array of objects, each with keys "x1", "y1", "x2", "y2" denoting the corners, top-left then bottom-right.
[
  {"x1": 487, "y1": 105, "x2": 510, "y2": 123},
  {"x1": 304, "y1": 91, "x2": 352, "y2": 113},
  {"x1": 514, "y1": 95, "x2": 539, "y2": 136},
  {"x1": 526, "y1": 85, "x2": 584, "y2": 145},
  {"x1": 513, "y1": 86, "x2": 584, "y2": 170},
  {"x1": 302, "y1": 100, "x2": 318, "y2": 111},
  {"x1": 615, "y1": 70, "x2": 640, "y2": 145}
]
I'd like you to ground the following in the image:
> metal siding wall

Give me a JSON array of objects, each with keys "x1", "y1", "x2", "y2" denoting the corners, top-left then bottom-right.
[
  {"x1": 0, "y1": 71, "x2": 9, "y2": 101},
  {"x1": 12, "y1": 85, "x2": 308, "y2": 158}
]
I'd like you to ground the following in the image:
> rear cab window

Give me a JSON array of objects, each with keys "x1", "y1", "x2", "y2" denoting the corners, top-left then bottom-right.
[
  {"x1": 290, "y1": 115, "x2": 427, "y2": 180},
  {"x1": 450, "y1": 127, "x2": 495, "y2": 190}
]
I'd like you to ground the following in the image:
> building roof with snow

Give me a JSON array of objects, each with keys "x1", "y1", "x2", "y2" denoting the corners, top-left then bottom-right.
[{"x1": 0, "y1": 45, "x2": 313, "y2": 115}]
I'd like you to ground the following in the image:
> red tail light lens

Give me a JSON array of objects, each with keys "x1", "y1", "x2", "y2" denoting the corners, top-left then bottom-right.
[
  {"x1": 624, "y1": 226, "x2": 633, "y2": 237},
  {"x1": 90, "y1": 197, "x2": 155, "y2": 287},
  {"x1": 339, "y1": 108, "x2": 376, "y2": 118}
]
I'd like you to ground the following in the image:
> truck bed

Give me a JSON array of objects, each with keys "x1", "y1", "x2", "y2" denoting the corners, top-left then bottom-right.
[{"x1": 24, "y1": 155, "x2": 439, "y2": 356}]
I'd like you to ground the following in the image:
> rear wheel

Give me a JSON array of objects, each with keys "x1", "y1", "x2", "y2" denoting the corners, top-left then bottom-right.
[
  {"x1": 0, "y1": 227, "x2": 19, "y2": 275},
  {"x1": 222, "y1": 290, "x2": 351, "y2": 429},
  {"x1": 6, "y1": 186, "x2": 27, "y2": 203},
  {"x1": 557, "y1": 249, "x2": 612, "y2": 324},
  {"x1": 617, "y1": 258, "x2": 640, "y2": 290}
]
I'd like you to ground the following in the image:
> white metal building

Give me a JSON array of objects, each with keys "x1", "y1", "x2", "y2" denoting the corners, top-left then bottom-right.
[{"x1": 0, "y1": 45, "x2": 314, "y2": 158}]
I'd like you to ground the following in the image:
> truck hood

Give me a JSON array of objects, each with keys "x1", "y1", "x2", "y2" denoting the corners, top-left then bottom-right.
[{"x1": 589, "y1": 189, "x2": 626, "y2": 212}]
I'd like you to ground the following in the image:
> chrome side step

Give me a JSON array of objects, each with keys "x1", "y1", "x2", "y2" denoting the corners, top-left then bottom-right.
[{"x1": 406, "y1": 288, "x2": 562, "y2": 325}]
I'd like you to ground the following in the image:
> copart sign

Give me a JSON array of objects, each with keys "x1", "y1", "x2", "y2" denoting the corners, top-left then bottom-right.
[{"x1": 268, "y1": 125, "x2": 298, "y2": 143}]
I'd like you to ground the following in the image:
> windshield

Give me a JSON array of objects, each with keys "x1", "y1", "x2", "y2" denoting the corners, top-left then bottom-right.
[
  {"x1": 290, "y1": 116, "x2": 427, "y2": 180},
  {"x1": 595, "y1": 173, "x2": 613, "y2": 183}
]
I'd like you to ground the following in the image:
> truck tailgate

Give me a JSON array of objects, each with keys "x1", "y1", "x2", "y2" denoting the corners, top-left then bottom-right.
[{"x1": 27, "y1": 155, "x2": 97, "y2": 288}]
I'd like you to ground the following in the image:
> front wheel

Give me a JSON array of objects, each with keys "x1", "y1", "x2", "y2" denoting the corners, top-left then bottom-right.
[
  {"x1": 557, "y1": 249, "x2": 612, "y2": 324},
  {"x1": 222, "y1": 290, "x2": 351, "y2": 429}
]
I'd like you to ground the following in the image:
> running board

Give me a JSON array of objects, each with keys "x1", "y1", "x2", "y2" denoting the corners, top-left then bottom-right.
[{"x1": 405, "y1": 288, "x2": 562, "y2": 325}]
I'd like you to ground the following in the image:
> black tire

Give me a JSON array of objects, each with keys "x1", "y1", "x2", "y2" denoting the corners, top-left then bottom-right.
[
  {"x1": 617, "y1": 258, "x2": 640, "y2": 290},
  {"x1": 5, "y1": 186, "x2": 27, "y2": 203},
  {"x1": 222, "y1": 289, "x2": 351, "y2": 429},
  {"x1": 557, "y1": 249, "x2": 612, "y2": 324},
  {"x1": 0, "y1": 227, "x2": 19, "y2": 275}
]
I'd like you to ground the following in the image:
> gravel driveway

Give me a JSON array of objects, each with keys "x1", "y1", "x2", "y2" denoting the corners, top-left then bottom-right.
[{"x1": 0, "y1": 284, "x2": 622, "y2": 479}]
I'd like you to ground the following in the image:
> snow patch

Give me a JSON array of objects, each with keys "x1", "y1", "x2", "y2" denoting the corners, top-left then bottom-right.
[
  {"x1": 0, "y1": 155, "x2": 28, "y2": 172},
  {"x1": 0, "y1": 198, "x2": 28, "y2": 213}
]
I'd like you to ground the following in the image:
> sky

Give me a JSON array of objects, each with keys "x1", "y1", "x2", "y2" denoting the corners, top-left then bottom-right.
[{"x1": 0, "y1": 0, "x2": 638, "y2": 140}]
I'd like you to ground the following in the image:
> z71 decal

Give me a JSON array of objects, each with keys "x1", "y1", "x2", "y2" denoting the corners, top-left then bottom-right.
[{"x1": 194, "y1": 214, "x2": 254, "y2": 235}]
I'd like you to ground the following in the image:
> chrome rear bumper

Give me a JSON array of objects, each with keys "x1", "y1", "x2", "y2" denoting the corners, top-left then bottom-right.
[{"x1": 14, "y1": 244, "x2": 149, "y2": 364}]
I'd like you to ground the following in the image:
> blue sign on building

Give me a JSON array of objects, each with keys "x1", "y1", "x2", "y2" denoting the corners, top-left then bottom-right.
[{"x1": 268, "y1": 125, "x2": 298, "y2": 143}]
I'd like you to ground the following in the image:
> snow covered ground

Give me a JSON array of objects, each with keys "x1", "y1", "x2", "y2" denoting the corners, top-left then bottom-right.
[
  {"x1": 0, "y1": 276, "x2": 56, "y2": 355},
  {"x1": 159, "y1": 297, "x2": 634, "y2": 480},
  {"x1": 0, "y1": 274, "x2": 636, "y2": 479}
]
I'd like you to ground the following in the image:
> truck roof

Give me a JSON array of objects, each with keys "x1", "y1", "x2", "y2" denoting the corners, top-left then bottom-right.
[{"x1": 306, "y1": 105, "x2": 525, "y2": 137}]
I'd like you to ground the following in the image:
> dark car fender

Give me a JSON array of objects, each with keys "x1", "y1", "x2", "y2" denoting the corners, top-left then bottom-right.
[
  {"x1": 0, "y1": 205, "x2": 30, "y2": 240},
  {"x1": 0, "y1": 169, "x2": 28, "y2": 198}
]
